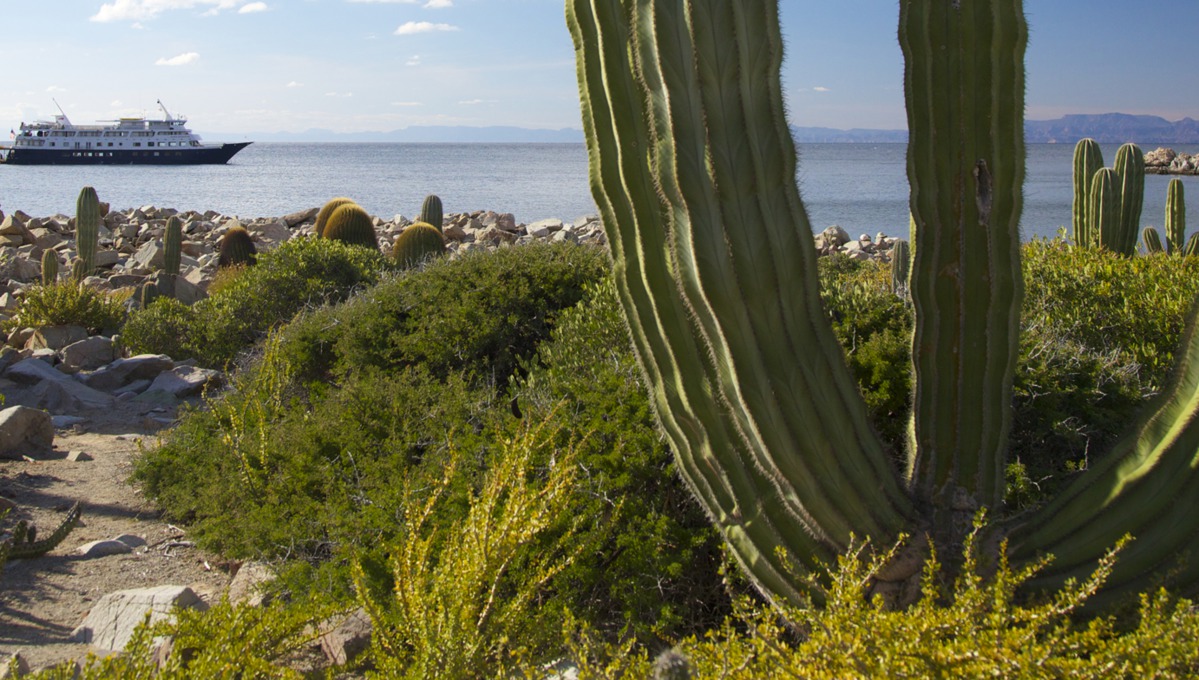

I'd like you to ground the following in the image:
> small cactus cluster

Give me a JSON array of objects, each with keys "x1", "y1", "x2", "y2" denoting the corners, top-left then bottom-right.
[
  {"x1": 218, "y1": 226, "x2": 258, "y2": 268},
  {"x1": 393, "y1": 194, "x2": 447, "y2": 268},
  {"x1": 1071, "y1": 139, "x2": 1146, "y2": 256},
  {"x1": 1137, "y1": 177, "x2": 1191, "y2": 256},
  {"x1": 314, "y1": 197, "x2": 357, "y2": 238}
]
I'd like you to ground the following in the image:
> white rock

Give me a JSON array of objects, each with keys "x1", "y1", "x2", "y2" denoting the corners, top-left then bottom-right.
[
  {"x1": 146, "y1": 365, "x2": 221, "y2": 398},
  {"x1": 70, "y1": 585, "x2": 207, "y2": 652},
  {"x1": 0, "y1": 405, "x2": 54, "y2": 459},
  {"x1": 83, "y1": 354, "x2": 175, "y2": 391},
  {"x1": 60, "y1": 336, "x2": 117, "y2": 372}
]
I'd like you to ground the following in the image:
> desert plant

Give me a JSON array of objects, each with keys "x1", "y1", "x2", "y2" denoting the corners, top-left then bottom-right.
[
  {"x1": 568, "y1": 0, "x2": 1199, "y2": 611},
  {"x1": 391, "y1": 221, "x2": 446, "y2": 269},
  {"x1": 1113, "y1": 142, "x2": 1146, "y2": 254},
  {"x1": 419, "y1": 194, "x2": 444, "y2": 230},
  {"x1": 217, "y1": 225, "x2": 257, "y2": 268},
  {"x1": 140, "y1": 281, "x2": 160, "y2": 309},
  {"x1": 2, "y1": 279, "x2": 125, "y2": 335},
  {"x1": 1167, "y1": 177, "x2": 1186, "y2": 255},
  {"x1": 314, "y1": 196, "x2": 357, "y2": 238},
  {"x1": 1072, "y1": 138, "x2": 1104, "y2": 247},
  {"x1": 162, "y1": 215, "x2": 183, "y2": 298},
  {"x1": 40, "y1": 249, "x2": 59, "y2": 285},
  {"x1": 1142, "y1": 226, "x2": 1164, "y2": 254},
  {"x1": 70, "y1": 256, "x2": 86, "y2": 284},
  {"x1": 322, "y1": 203, "x2": 379, "y2": 251},
  {"x1": 1091, "y1": 167, "x2": 1122, "y2": 253},
  {"x1": 74, "y1": 186, "x2": 101, "y2": 276},
  {"x1": 889, "y1": 239, "x2": 910, "y2": 298}
]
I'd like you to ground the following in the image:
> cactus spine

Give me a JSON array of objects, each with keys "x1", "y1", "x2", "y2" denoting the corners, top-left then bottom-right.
[
  {"x1": 1113, "y1": 142, "x2": 1146, "y2": 255},
  {"x1": 218, "y1": 226, "x2": 257, "y2": 268},
  {"x1": 419, "y1": 194, "x2": 444, "y2": 230},
  {"x1": 392, "y1": 221, "x2": 446, "y2": 269},
  {"x1": 75, "y1": 186, "x2": 101, "y2": 277},
  {"x1": 1142, "y1": 226, "x2": 1164, "y2": 254},
  {"x1": 315, "y1": 197, "x2": 357, "y2": 238},
  {"x1": 321, "y1": 204, "x2": 379, "y2": 250},
  {"x1": 1072, "y1": 138, "x2": 1104, "y2": 247},
  {"x1": 1166, "y1": 178, "x2": 1186, "y2": 255},
  {"x1": 41, "y1": 250, "x2": 59, "y2": 285},
  {"x1": 889, "y1": 239, "x2": 910, "y2": 298}
]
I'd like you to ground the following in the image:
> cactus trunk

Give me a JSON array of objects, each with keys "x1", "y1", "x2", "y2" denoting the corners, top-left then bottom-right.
[
  {"x1": 1091, "y1": 167, "x2": 1121, "y2": 252},
  {"x1": 1114, "y1": 143, "x2": 1146, "y2": 256},
  {"x1": 900, "y1": 0, "x2": 1026, "y2": 534},
  {"x1": 890, "y1": 239, "x2": 911, "y2": 298},
  {"x1": 1142, "y1": 226, "x2": 1164, "y2": 254},
  {"x1": 568, "y1": 0, "x2": 915, "y2": 605},
  {"x1": 40, "y1": 250, "x2": 59, "y2": 286},
  {"x1": 1072, "y1": 139, "x2": 1104, "y2": 247},
  {"x1": 75, "y1": 186, "x2": 101, "y2": 277},
  {"x1": 163, "y1": 215, "x2": 183, "y2": 298},
  {"x1": 419, "y1": 194, "x2": 444, "y2": 230},
  {"x1": 1167, "y1": 178, "x2": 1186, "y2": 255}
]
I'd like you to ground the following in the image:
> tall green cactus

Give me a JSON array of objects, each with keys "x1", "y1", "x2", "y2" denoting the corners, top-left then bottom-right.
[
  {"x1": 1072, "y1": 138, "x2": 1104, "y2": 248},
  {"x1": 41, "y1": 250, "x2": 59, "y2": 286},
  {"x1": 890, "y1": 239, "x2": 911, "y2": 298},
  {"x1": 1166, "y1": 178, "x2": 1186, "y2": 255},
  {"x1": 570, "y1": 0, "x2": 1199, "y2": 610},
  {"x1": 75, "y1": 186, "x2": 101, "y2": 276},
  {"x1": 1091, "y1": 167, "x2": 1122, "y2": 252},
  {"x1": 419, "y1": 194, "x2": 444, "y2": 230},
  {"x1": 1142, "y1": 226, "x2": 1164, "y2": 254},
  {"x1": 1113, "y1": 142, "x2": 1146, "y2": 255},
  {"x1": 162, "y1": 215, "x2": 183, "y2": 298}
]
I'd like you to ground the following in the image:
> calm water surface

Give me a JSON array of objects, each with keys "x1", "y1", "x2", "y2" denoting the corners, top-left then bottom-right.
[{"x1": 2, "y1": 142, "x2": 1196, "y2": 242}]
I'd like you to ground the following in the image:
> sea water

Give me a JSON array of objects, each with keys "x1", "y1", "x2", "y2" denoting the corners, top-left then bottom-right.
[{"x1": 1, "y1": 142, "x2": 1195, "y2": 242}]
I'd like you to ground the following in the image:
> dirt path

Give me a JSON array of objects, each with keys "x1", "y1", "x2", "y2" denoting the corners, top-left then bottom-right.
[{"x1": 0, "y1": 392, "x2": 234, "y2": 672}]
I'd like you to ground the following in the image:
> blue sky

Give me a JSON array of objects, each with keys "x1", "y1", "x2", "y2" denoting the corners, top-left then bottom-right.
[{"x1": 1, "y1": 1, "x2": 1195, "y2": 137}]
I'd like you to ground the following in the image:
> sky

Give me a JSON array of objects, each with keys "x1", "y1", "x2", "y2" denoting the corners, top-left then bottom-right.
[{"x1": 0, "y1": 1, "x2": 1195, "y2": 137}]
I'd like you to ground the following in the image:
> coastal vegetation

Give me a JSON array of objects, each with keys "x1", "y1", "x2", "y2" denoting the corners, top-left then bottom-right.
[{"x1": 10, "y1": 1, "x2": 1199, "y2": 677}]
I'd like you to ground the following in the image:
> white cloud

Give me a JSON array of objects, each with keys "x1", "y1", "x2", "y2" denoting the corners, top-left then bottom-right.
[
  {"x1": 286, "y1": 81, "x2": 303, "y2": 88},
  {"x1": 406, "y1": 55, "x2": 422, "y2": 66},
  {"x1": 812, "y1": 86, "x2": 831, "y2": 92},
  {"x1": 46, "y1": 85, "x2": 67, "y2": 93},
  {"x1": 423, "y1": 0, "x2": 453, "y2": 7},
  {"x1": 155, "y1": 52, "x2": 200, "y2": 66},
  {"x1": 325, "y1": 92, "x2": 354, "y2": 98},
  {"x1": 395, "y1": 21, "x2": 458, "y2": 35},
  {"x1": 238, "y1": 2, "x2": 268, "y2": 13},
  {"x1": 391, "y1": 101, "x2": 422, "y2": 107},
  {"x1": 92, "y1": 0, "x2": 255, "y2": 22},
  {"x1": 458, "y1": 99, "x2": 497, "y2": 105}
]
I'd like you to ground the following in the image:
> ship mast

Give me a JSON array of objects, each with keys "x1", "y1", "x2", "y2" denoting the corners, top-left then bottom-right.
[
  {"x1": 52, "y1": 98, "x2": 73, "y2": 128},
  {"x1": 158, "y1": 99, "x2": 174, "y2": 121}
]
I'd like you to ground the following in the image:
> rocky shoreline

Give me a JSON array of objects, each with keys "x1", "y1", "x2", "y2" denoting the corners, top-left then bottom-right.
[{"x1": 1145, "y1": 147, "x2": 1199, "y2": 175}]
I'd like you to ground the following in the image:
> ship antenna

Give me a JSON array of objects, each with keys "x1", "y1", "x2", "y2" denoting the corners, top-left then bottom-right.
[{"x1": 52, "y1": 98, "x2": 73, "y2": 127}]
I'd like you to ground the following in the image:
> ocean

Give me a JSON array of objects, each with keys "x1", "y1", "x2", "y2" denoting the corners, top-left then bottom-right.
[{"x1": 1, "y1": 142, "x2": 1196, "y2": 243}]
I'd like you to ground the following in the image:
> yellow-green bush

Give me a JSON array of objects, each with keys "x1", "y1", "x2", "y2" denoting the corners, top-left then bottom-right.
[{"x1": 1, "y1": 280, "x2": 125, "y2": 335}]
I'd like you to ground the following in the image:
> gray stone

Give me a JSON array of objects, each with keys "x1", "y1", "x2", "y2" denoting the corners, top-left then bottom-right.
[
  {"x1": 29, "y1": 378, "x2": 115, "y2": 413},
  {"x1": 146, "y1": 365, "x2": 221, "y2": 398},
  {"x1": 76, "y1": 539, "x2": 133, "y2": 557},
  {"x1": 0, "y1": 653, "x2": 29, "y2": 679},
  {"x1": 71, "y1": 586, "x2": 208, "y2": 652},
  {"x1": 60, "y1": 336, "x2": 117, "y2": 372},
  {"x1": 247, "y1": 220, "x2": 291, "y2": 243},
  {"x1": 24, "y1": 325, "x2": 89, "y2": 352},
  {"x1": 66, "y1": 449, "x2": 93, "y2": 462},
  {"x1": 282, "y1": 207, "x2": 319, "y2": 227},
  {"x1": 527, "y1": 218, "x2": 564, "y2": 238},
  {"x1": 84, "y1": 354, "x2": 174, "y2": 391},
  {"x1": 5, "y1": 356, "x2": 70, "y2": 384},
  {"x1": 7, "y1": 327, "x2": 36, "y2": 350},
  {"x1": 0, "y1": 405, "x2": 54, "y2": 459},
  {"x1": 820, "y1": 225, "x2": 851, "y2": 249},
  {"x1": 316, "y1": 607, "x2": 373, "y2": 666},
  {"x1": 51, "y1": 415, "x2": 88, "y2": 429},
  {"x1": 128, "y1": 239, "x2": 165, "y2": 270}
]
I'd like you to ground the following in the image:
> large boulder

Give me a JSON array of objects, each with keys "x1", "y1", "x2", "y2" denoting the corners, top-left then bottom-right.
[
  {"x1": 0, "y1": 405, "x2": 54, "y2": 459},
  {"x1": 70, "y1": 585, "x2": 207, "y2": 652},
  {"x1": 83, "y1": 354, "x2": 174, "y2": 391}
]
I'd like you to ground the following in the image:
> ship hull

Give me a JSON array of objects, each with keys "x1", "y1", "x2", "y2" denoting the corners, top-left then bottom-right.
[{"x1": 0, "y1": 142, "x2": 251, "y2": 165}]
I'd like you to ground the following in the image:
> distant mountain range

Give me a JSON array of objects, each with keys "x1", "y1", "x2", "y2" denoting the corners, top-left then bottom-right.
[{"x1": 212, "y1": 113, "x2": 1199, "y2": 145}]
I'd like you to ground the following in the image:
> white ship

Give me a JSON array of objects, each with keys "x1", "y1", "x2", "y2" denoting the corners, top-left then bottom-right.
[{"x1": 0, "y1": 100, "x2": 251, "y2": 165}]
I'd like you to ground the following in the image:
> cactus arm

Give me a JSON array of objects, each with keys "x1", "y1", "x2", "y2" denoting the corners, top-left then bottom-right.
[
  {"x1": 40, "y1": 249, "x2": 59, "y2": 286},
  {"x1": 1012, "y1": 303, "x2": 1199, "y2": 599},
  {"x1": 1091, "y1": 168, "x2": 1120, "y2": 252},
  {"x1": 900, "y1": 1, "x2": 1027, "y2": 523},
  {"x1": 1142, "y1": 226, "x2": 1164, "y2": 254},
  {"x1": 419, "y1": 194, "x2": 444, "y2": 230},
  {"x1": 163, "y1": 215, "x2": 183, "y2": 298},
  {"x1": 1072, "y1": 139, "x2": 1104, "y2": 247},
  {"x1": 1166, "y1": 178, "x2": 1186, "y2": 255},
  {"x1": 1114, "y1": 143, "x2": 1146, "y2": 256},
  {"x1": 3, "y1": 503, "x2": 81, "y2": 561}
]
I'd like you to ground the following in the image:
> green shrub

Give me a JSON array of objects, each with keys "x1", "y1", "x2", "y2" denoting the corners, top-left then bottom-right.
[
  {"x1": 121, "y1": 236, "x2": 388, "y2": 367},
  {"x1": 277, "y1": 241, "x2": 609, "y2": 389},
  {"x1": 512, "y1": 278, "x2": 731, "y2": 645},
  {"x1": 2, "y1": 280, "x2": 125, "y2": 335}
]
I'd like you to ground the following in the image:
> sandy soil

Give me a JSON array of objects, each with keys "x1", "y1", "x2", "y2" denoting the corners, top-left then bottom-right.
[{"x1": 0, "y1": 388, "x2": 236, "y2": 673}]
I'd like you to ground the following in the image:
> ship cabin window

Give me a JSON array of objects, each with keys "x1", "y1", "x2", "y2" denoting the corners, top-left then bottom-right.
[
  {"x1": 148, "y1": 142, "x2": 155, "y2": 147},
  {"x1": 134, "y1": 142, "x2": 141, "y2": 147}
]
